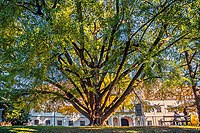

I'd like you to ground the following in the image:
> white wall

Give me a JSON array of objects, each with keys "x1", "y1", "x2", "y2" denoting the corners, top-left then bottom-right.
[
  {"x1": 29, "y1": 100, "x2": 183, "y2": 127},
  {"x1": 29, "y1": 111, "x2": 90, "y2": 126},
  {"x1": 144, "y1": 100, "x2": 183, "y2": 126}
]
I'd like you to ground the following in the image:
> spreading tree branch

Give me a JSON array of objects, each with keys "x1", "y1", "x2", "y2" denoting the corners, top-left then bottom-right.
[
  {"x1": 102, "y1": 64, "x2": 145, "y2": 119},
  {"x1": 129, "y1": 0, "x2": 177, "y2": 42},
  {"x1": 46, "y1": 78, "x2": 89, "y2": 116},
  {"x1": 154, "y1": 33, "x2": 188, "y2": 57}
]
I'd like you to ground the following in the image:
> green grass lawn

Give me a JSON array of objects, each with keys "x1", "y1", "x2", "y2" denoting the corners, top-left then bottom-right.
[{"x1": 0, "y1": 126, "x2": 200, "y2": 133}]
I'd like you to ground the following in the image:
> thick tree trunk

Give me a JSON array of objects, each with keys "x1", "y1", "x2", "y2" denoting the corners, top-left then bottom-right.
[
  {"x1": 88, "y1": 114, "x2": 110, "y2": 126},
  {"x1": 88, "y1": 113, "x2": 104, "y2": 126},
  {"x1": 88, "y1": 101, "x2": 107, "y2": 126},
  {"x1": 89, "y1": 117, "x2": 103, "y2": 126}
]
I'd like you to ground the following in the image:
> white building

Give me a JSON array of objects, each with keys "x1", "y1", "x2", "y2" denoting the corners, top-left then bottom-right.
[
  {"x1": 29, "y1": 111, "x2": 90, "y2": 126},
  {"x1": 29, "y1": 100, "x2": 185, "y2": 126},
  {"x1": 109, "y1": 100, "x2": 184, "y2": 126},
  {"x1": 144, "y1": 100, "x2": 183, "y2": 126}
]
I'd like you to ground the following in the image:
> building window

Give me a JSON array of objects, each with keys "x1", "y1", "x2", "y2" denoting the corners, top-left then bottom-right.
[
  {"x1": 68, "y1": 121, "x2": 73, "y2": 126},
  {"x1": 147, "y1": 121, "x2": 152, "y2": 126},
  {"x1": 57, "y1": 120, "x2": 62, "y2": 126},
  {"x1": 46, "y1": 120, "x2": 51, "y2": 126},
  {"x1": 80, "y1": 121, "x2": 85, "y2": 126},
  {"x1": 34, "y1": 120, "x2": 39, "y2": 125},
  {"x1": 135, "y1": 104, "x2": 143, "y2": 116}
]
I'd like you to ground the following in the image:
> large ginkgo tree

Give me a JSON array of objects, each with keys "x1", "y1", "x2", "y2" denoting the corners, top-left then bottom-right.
[{"x1": 0, "y1": 0, "x2": 199, "y2": 125}]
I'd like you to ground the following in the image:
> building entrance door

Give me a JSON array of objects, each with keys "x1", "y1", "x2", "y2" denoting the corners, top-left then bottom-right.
[{"x1": 121, "y1": 118, "x2": 129, "y2": 126}]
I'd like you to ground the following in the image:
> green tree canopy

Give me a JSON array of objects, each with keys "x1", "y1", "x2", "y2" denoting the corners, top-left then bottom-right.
[{"x1": 0, "y1": 0, "x2": 199, "y2": 125}]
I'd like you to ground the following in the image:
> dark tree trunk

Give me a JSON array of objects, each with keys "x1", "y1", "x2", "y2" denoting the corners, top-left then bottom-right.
[
  {"x1": 185, "y1": 51, "x2": 199, "y2": 123},
  {"x1": 88, "y1": 113, "x2": 107, "y2": 126}
]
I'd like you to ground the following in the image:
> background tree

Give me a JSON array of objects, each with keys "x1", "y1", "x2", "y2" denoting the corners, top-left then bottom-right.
[
  {"x1": 0, "y1": 0, "x2": 199, "y2": 125},
  {"x1": 142, "y1": 1, "x2": 200, "y2": 119},
  {"x1": 179, "y1": 40, "x2": 200, "y2": 121},
  {"x1": 142, "y1": 79, "x2": 196, "y2": 113},
  {"x1": 179, "y1": 1, "x2": 200, "y2": 120},
  {"x1": 0, "y1": 89, "x2": 30, "y2": 125}
]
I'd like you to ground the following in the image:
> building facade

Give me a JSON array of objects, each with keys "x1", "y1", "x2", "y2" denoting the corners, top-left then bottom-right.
[
  {"x1": 29, "y1": 100, "x2": 186, "y2": 126},
  {"x1": 144, "y1": 100, "x2": 183, "y2": 126},
  {"x1": 29, "y1": 111, "x2": 90, "y2": 126}
]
